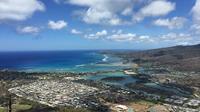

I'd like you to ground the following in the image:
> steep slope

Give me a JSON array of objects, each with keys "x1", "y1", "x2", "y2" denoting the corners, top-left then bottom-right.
[{"x1": 116, "y1": 44, "x2": 200, "y2": 71}]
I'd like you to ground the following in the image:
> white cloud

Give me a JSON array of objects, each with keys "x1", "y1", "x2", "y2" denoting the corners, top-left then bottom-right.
[
  {"x1": 153, "y1": 17, "x2": 187, "y2": 29},
  {"x1": 192, "y1": 0, "x2": 200, "y2": 23},
  {"x1": 96, "y1": 30, "x2": 107, "y2": 36},
  {"x1": 17, "y1": 26, "x2": 40, "y2": 34},
  {"x1": 191, "y1": 24, "x2": 200, "y2": 34},
  {"x1": 191, "y1": 0, "x2": 200, "y2": 34},
  {"x1": 84, "y1": 30, "x2": 107, "y2": 39},
  {"x1": 139, "y1": 35, "x2": 149, "y2": 39},
  {"x1": 133, "y1": 0, "x2": 175, "y2": 22},
  {"x1": 122, "y1": 7, "x2": 132, "y2": 16},
  {"x1": 191, "y1": 24, "x2": 200, "y2": 31},
  {"x1": 112, "y1": 29, "x2": 123, "y2": 34},
  {"x1": 107, "y1": 33, "x2": 136, "y2": 42},
  {"x1": 159, "y1": 32, "x2": 200, "y2": 45},
  {"x1": 106, "y1": 32, "x2": 193, "y2": 44},
  {"x1": 67, "y1": 0, "x2": 133, "y2": 25},
  {"x1": 68, "y1": 0, "x2": 132, "y2": 13},
  {"x1": 107, "y1": 33, "x2": 154, "y2": 42},
  {"x1": 82, "y1": 8, "x2": 112, "y2": 24},
  {"x1": 71, "y1": 29, "x2": 82, "y2": 34},
  {"x1": 84, "y1": 29, "x2": 154, "y2": 42},
  {"x1": 109, "y1": 18, "x2": 122, "y2": 26},
  {"x1": 62, "y1": 0, "x2": 176, "y2": 25},
  {"x1": 160, "y1": 33, "x2": 192, "y2": 43},
  {"x1": 0, "y1": 0, "x2": 45, "y2": 21},
  {"x1": 48, "y1": 20, "x2": 67, "y2": 30},
  {"x1": 176, "y1": 42, "x2": 191, "y2": 46},
  {"x1": 84, "y1": 34, "x2": 97, "y2": 40},
  {"x1": 82, "y1": 29, "x2": 197, "y2": 45}
]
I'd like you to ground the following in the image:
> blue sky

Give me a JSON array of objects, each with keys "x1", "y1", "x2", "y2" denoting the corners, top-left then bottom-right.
[{"x1": 0, "y1": 0, "x2": 200, "y2": 51}]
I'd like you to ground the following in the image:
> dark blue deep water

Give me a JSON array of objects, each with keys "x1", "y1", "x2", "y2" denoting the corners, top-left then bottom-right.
[
  {"x1": 0, "y1": 51, "x2": 189, "y2": 96},
  {"x1": 0, "y1": 51, "x2": 126, "y2": 72}
]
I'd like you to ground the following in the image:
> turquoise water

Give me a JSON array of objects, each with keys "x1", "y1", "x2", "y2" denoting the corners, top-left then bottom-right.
[
  {"x1": 0, "y1": 51, "x2": 128, "y2": 72},
  {"x1": 82, "y1": 72, "x2": 138, "y2": 86},
  {"x1": 0, "y1": 51, "x2": 189, "y2": 96},
  {"x1": 83, "y1": 72, "x2": 190, "y2": 96}
]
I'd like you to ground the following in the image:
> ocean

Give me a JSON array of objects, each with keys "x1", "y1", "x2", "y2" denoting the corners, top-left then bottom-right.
[
  {"x1": 0, "y1": 50, "x2": 127, "y2": 72},
  {"x1": 0, "y1": 50, "x2": 189, "y2": 96}
]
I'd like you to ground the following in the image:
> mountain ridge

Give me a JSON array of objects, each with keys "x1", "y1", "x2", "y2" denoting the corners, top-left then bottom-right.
[{"x1": 116, "y1": 44, "x2": 200, "y2": 72}]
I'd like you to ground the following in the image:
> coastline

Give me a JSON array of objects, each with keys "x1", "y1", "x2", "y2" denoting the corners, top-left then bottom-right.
[
  {"x1": 0, "y1": 50, "x2": 200, "y2": 112},
  {"x1": 0, "y1": 51, "x2": 131, "y2": 73},
  {"x1": 1, "y1": 68, "x2": 199, "y2": 112}
]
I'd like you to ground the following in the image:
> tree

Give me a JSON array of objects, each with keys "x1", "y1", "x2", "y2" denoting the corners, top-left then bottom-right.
[{"x1": 8, "y1": 94, "x2": 12, "y2": 112}]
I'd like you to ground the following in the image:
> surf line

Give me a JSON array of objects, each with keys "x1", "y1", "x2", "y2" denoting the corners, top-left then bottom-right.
[{"x1": 102, "y1": 54, "x2": 109, "y2": 62}]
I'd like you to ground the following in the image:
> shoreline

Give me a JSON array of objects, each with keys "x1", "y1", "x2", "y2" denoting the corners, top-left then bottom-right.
[
  {"x1": 0, "y1": 50, "x2": 200, "y2": 112},
  {"x1": 1, "y1": 64, "x2": 200, "y2": 112}
]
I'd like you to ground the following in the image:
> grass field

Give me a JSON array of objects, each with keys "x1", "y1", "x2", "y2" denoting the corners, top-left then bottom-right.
[
  {"x1": 13, "y1": 104, "x2": 32, "y2": 112},
  {"x1": 0, "y1": 107, "x2": 6, "y2": 112}
]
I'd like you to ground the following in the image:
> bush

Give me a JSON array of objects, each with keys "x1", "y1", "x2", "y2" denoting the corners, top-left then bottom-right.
[{"x1": 57, "y1": 107, "x2": 91, "y2": 112}]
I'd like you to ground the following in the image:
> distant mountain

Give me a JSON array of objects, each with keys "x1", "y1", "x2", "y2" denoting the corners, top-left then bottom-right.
[{"x1": 117, "y1": 44, "x2": 200, "y2": 72}]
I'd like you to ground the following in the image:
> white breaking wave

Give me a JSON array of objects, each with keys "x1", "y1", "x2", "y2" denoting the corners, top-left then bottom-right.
[
  {"x1": 75, "y1": 64, "x2": 85, "y2": 67},
  {"x1": 102, "y1": 55, "x2": 109, "y2": 62}
]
